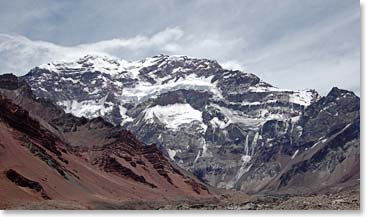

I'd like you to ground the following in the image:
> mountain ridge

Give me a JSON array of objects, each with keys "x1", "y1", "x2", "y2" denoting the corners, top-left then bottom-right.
[{"x1": 20, "y1": 54, "x2": 359, "y2": 193}]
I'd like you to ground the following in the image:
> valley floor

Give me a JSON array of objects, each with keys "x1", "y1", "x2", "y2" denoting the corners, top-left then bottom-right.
[
  {"x1": 159, "y1": 188, "x2": 360, "y2": 210},
  {"x1": 4, "y1": 187, "x2": 359, "y2": 210}
]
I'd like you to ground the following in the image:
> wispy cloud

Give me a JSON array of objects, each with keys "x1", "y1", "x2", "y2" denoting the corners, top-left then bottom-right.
[{"x1": 0, "y1": 28, "x2": 244, "y2": 75}]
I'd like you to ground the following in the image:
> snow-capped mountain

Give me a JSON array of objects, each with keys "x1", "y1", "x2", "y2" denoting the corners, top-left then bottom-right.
[{"x1": 22, "y1": 55, "x2": 359, "y2": 192}]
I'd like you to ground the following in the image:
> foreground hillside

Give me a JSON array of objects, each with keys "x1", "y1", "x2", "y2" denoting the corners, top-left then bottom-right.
[{"x1": 0, "y1": 74, "x2": 211, "y2": 209}]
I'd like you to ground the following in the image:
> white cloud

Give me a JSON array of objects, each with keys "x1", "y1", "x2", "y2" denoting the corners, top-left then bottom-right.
[
  {"x1": 0, "y1": 34, "x2": 102, "y2": 74},
  {"x1": 0, "y1": 27, "x2": 244, "y2": 76},
  {"x1": 220, "y1": 60, "x2": 245, "y2": 71},
  {"x1": 0, "y1": 28, "x2": 183, "y2": 74},
  {"x1": 77, "y1": 27, "x2": 184, "y2": 52}
]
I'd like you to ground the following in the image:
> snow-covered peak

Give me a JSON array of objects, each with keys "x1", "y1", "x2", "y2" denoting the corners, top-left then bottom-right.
[
  {"x1": 38, "y1": 55, "x2": 148, "y2": 78},
  {"x1": 25, "y1": 54, "x2": 320, "y2": 129},
  {"x1": 37, "y1": 54, "x2": 222, "y2": 79}
]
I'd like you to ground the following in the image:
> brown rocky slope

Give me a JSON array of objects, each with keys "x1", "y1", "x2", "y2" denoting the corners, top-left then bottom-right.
[{"x1": 0, "y1": 74, "x2": 211, "y2": 209}]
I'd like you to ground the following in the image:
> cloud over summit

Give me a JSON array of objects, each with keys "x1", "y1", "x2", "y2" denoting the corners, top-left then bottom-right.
[{"x1": 0, "y1": 27, "x2": 246, "y2": 76}]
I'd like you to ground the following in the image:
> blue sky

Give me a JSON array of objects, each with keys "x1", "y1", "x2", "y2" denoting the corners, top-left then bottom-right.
[{"x1": 0, "y1": 0, "x2": 360, "y2": 95}]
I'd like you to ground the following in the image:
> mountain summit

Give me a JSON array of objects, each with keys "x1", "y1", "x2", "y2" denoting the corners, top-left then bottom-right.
[{"x1": 22, "y1": 55, "x2": 358, "y2": 193}]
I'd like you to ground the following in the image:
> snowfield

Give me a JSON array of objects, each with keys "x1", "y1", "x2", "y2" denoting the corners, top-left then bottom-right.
[{"x1": 144, "y1": 103, "x2": 207, "y2": 131}]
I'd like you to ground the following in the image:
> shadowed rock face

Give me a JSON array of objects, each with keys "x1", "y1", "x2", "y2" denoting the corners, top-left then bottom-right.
[
  {"x1": 236, "y1": 87, "x2": 360, "y2": 194},
  {"x1": 5, "y1": 169, "x2": 51, "y2": 200},
  {"x1": 98, "y1": 156, "x2": 157, "y2": 188},
  {"x1": 0, "y1": 94, "x2": 63, "y2": 156},
  {"x1": 0, "y1": 74, "x2": 28, "y2": 90}
]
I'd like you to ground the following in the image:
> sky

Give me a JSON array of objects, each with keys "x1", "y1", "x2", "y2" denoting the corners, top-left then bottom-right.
[{"x1": 0, "y1": 0, "x2": 360, "y2": 95}]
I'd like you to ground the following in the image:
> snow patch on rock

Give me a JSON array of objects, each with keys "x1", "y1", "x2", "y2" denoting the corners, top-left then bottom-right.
[{"x1": 143, "y1": 103, "x2": 206, "y2": 131}]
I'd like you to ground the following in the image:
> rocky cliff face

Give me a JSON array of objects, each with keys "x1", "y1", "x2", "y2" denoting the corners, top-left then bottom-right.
[
  {"x1": 21, "y1": 55, "x2": 359, "y2": 193},
  {"x1": 236, "y1": 87, "x2": 360, "y2": 193}
]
